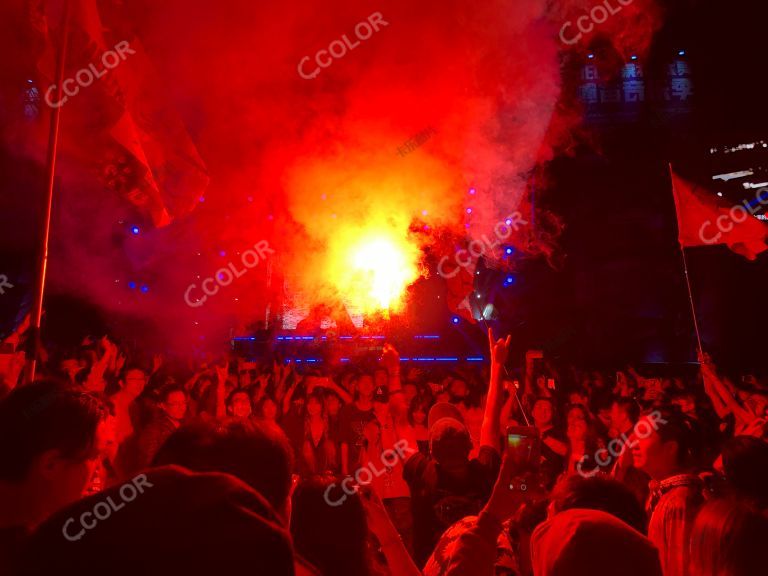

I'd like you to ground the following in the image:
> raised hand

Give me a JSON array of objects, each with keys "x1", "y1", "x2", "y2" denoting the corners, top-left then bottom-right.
[
  {"x1": 152, "y1": 353, "x2": 164, "y2": 374},
  {"x1": 488, "y1": 328, "x2": 511, "y2": 367},
  {"x1": 483, "y1": 451, "x2": 546, "y2": 523},
  {"x1": 215, "y1": 361, "x2": 229, "y2": 386},
  {"x1": 380, "y1": 343, "x2": 400, "y2": 372}
]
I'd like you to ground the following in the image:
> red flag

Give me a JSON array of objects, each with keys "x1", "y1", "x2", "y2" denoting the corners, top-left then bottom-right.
[
  {"x1": 443, "y1": 258, "x2": 476, "y2": 323},
  {"x1": 32, "y1": 0, "x2": 208, "y2": 227},
  {"x1": 670, "y1": 169, "x2": 768, "y2": 260}
]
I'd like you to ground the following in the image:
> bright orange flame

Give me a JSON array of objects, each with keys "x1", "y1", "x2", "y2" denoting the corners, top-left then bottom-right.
[
  {"x1": 330, "y1": 230, "x2": 421, "y2": 316},
  {"x1": 348, "y1": 235, "x2": 418, "y2": 311},
  {"x1": 283, "y1": 132, "x2": 459, "y2": 319}
]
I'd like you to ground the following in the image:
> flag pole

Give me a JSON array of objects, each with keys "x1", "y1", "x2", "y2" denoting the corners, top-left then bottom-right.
[
  {"x1": 669, "y1": 163, "x2": 705, "y2": 358},
  {"x1": 679, "y1": 245, "x2": 704, "y2": 357},
  {"x1": 25, "y1": 0, "x2": 73, "y2": 384}
]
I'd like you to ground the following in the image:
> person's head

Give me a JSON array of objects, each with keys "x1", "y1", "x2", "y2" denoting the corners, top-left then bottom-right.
[
  {"x1": 549, "y1": 474, "x2": 647, "y2": 533},
  {"x1": 429, "y1": 418, "x2": 472, "y2": 472},
  {"x1": 373, "y1": 367, "x2": 388, "y2": 389},
  {"x1": 403, "y1": 382, "x2": 418, "y2": 404},
  {"x1": 631, "y1": 407, "x2": 700, "y2": 480},
  {"x1": 670, "y1": 390, "x2": 697, "y2": 418},
  {"x1": 449, "y1": 377, "x2": 469, "y2": 403},
  {"x1": 291, "y1": 477, "x2": 370, "y2": 576},
  {"x1": 237, "y1": 367, "x2": 255, "y2": 388},
  {"x1": 566, "y1": 404, "x2": 590, "y2": 443},
  {"x1": 355, "y1": 373, "x2": 375, "y2": 400},
  {"x1": 721, "y1": 436, "x2": 768, "y2": 509},
  {"x1": 592, "y1": 393, "x2": 614, "y2": 430},
  {"x1": 226, "y1": 388, "x2": 252, "y2": 419},
  {"x1": 568, "y1": 388, "x2": 589, "y2": 407},
  {"x1": 532, "y1": 397, "x2": 555, "y2": 428},
  {"x1": 409, "y1": 396, "x2": 430, "y2": 427},
  {"x1": 153, "y1": 420, "x2": 295, "y2": 524},
  {"x1": 610, "y1": 397, "x2": 640, "y2": 434},
  {"x1": 18, "y1": 466, "x2": 296, "y2": 576},
  {"x1": 119, "y1": 366, "x2": 148, "y2": 396},
  {"x1": 306, "y1": 391, "x2": 324, "y2": 418},
  {"x1": 255, "y1": 396, "x2": 278, "y2": 421},
  {"x1": 0, "y1": 382, "x2": 108, "y2": 526},
  {"x1": 324, "y1": 391, "x2": 341, "y2": 416},
  {"x1": 690, "y1": 498, "x2": 768, "y2": 576},
  {"x1": 159, "y1": 385, "x2": 187, "y2": 422},
  {"x1": 532, "y1": 509, "x2": 662, "y2": 576}
]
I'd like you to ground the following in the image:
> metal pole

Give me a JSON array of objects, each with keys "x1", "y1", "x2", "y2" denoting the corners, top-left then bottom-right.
[{"x1": 25, "y1": 0, "x2": 72, "y2": 383}]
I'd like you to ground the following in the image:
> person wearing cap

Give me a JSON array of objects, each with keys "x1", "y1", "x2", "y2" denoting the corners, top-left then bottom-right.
[{"x1": 402, "y1": 329, "x2": 510, "y2": 567}]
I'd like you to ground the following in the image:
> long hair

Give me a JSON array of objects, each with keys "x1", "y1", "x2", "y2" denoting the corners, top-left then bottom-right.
[
  {"x1": 690, "y1": 498, "x2": 768, "y2": 576},
  {"x1": 565, "y1": 404, "x2": 602, "y2": 458}
]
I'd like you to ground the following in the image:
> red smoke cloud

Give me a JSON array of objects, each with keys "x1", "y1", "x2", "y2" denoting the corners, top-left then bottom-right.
[{"x1": 0, "y1": 0, "x2": 665, "y2": 352}]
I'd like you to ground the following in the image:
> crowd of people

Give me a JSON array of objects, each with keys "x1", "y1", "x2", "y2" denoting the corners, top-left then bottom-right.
[{"x1": 1, "y1": 320, "x2": 767, "y2": 575}]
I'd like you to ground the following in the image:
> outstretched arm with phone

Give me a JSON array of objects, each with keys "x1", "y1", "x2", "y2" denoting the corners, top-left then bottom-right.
[{"x1": 441, "y1": 450, "x2": 546, "y2": 576}]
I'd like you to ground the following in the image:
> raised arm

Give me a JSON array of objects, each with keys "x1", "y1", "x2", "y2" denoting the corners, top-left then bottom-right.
[
  {"x1": 214, "y1": 362, "x2": 229, "y2": 419},
  {"x1": 480, "y1": 328, "x2": 511, "y2": 452},
  {"x1": 282, "y1": 373, "x2": 301, "y2": 415},
  {"x1": 381, "y1": 343, "x2": 418, "y2": 454},
  {"x1": 84, "y1": 337, "x2": 114, "y2": 393},
  {"x1": 318, "y1": 376, "x2": 352, "y2": 404},
  {"x1": 361, "y1": 488, "x2": 421, "y2": 576}
]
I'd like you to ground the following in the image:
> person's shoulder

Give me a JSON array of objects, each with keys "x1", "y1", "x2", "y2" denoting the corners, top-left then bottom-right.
[{"x1": 403, "y1": 450, "x2": 430, "y2": 481}]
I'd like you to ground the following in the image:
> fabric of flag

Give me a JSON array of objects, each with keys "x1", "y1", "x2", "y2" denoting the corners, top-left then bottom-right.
[
  {"x1": 30, "y1": 0, "x2": 208, "y2": 227},
  {"x1": 670, "y1": 169, "x2": 768, "y2": 260},
  {"x1": 444, "y1": 257, "x2": 477, "y2": 323}
]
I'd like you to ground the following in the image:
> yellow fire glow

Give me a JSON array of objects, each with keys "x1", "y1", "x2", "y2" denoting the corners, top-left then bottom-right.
[{"x1": 331, "y1": 230, "x2": 421, "y2": 315}]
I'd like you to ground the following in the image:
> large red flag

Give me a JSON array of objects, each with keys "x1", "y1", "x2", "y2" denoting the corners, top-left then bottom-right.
[
  {"x1": 31, "y1": 0, "x2": 208, "y2": 227},
  {"x1": 444, "y1": 258, "x2": 476, "y2": 323},
  {"x1": 670, "y1": 169, "x2": 768, "y2": 260}
]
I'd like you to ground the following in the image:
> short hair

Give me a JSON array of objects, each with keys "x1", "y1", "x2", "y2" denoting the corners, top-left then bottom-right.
[
  {"x1": 226, "y1": 388, "x2": 250, "y2": 406},
  {"x1": 0, "y1": 381, "x2": 107, "y2": 483},
  {"x1": 158, "y1": 384, "x2": 186, "y2": 404},
  {"x1": 649, "y1": 406, "x2": 702, "y2": 469},
  {"x1": 119, "y1": 364, "x2": 147, "y2": 381},
  {"x1": 550, "y1": 474, "x2": 647, "y2": 534},
  {"x1": 612, "y1": 397, "x2": 640, "y2": 423},
  {"x1": 152, "y1": 419, "x2": 294, "y2": 510}
]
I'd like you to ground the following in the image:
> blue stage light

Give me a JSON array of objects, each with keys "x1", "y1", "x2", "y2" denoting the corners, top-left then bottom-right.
[
  {"x1": 140, "y1": 285, "x2": 149, "y2": 293},
  {"x1": 130, "y1": 226, "x2": 140, "y2": 235},
  {"x1": 678, "y1": 50, "x2": 685, "y2": 56},
  {"x1": 128, "y1": 281, "x2": 137, "y2": 289},
  {"x1": 452, "y1": 316, "x2": 460, "y2": 324}
]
